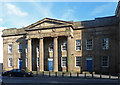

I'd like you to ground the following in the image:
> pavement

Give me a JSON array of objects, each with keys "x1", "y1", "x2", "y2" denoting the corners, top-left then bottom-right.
[{"x1": 1, "y1": 76, "x2": 120, "y2": 85}]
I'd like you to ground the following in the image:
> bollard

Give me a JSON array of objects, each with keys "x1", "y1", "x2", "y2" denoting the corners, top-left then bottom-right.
[
  {"x1": 84, "y1": 73, "x2": 86, "y2": 78},
  {"x1": 109, "y1": 73, "x2": 111, "y2": 79},
  {"x1": 55, "y1": 72, "x2": 57, "y2": 77},
  {"x1": 36, "y1": 71, "x2": 38, "y2": 76},
  {"x1": 62, "y1": 72, "x2": 64, "y2": 77},
  {"x1": 100, "y1": 73, "x2": 102, "y2": 79},
  {"x1": 42, "y1": 71, "x2": 44, "y2": 76},
  {"x1": 77, "y1": 72, "x2": 79, "y2": 78},
  {"x1": 92, "y1": 72, "x2": 94, "y2": 78},
  {"x1": 70, "y1": 72, "x2": 72, "y2": 78},
  {"x1": 49, "y1": 71, "x2": 51, "y2": 77}
]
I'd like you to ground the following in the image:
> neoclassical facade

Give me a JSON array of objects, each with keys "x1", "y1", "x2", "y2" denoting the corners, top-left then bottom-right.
[{"x1": 2, "y1": 2, "x2": 120, "y2": 74}]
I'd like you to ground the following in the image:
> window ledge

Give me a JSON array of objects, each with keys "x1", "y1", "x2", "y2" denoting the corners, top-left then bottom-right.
[{"x1": 75, "y1": 66, "x2": 81, "y2": 68}]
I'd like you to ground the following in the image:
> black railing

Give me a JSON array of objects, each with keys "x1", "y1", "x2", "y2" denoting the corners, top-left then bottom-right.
[{"x1": 33, "y1": 71, "x2": 120, "y2": 80}]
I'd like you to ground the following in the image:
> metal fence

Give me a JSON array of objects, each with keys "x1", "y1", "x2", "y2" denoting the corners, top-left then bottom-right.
[{"x1": 33, "y1": 71, "x2": 120, "y2": 80}]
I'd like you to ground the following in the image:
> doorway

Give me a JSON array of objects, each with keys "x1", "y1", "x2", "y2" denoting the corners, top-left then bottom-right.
[
  {"x1": 18, "y1": 59, "x2": 22, "y2": 70},
  {"x1": 48, "y1": 58, "x2": 53, "y2": 71},
  {"x1": 86, "y1": 58, "x2": 93, "y2": 72}
]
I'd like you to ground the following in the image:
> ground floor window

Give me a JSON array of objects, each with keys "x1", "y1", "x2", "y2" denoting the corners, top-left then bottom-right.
[
  {"x1": 49, "y1": 43, "x2": 53, "y2": 52},
  {"x1": 61, "y1": 57, "x2": 67, "y2": 67},
  {"x1": 75, "y1": 57, "x2": 81, "y2": 67},
  {"x1": 8, "y1": 58, "x2": 12, "y2": 67},
  {"x1": 37, "y1": 57, "x2": 39, "y2": 67},
  {"x1": 101, "y1": 56, "x2": 109, "y2": 67},
  {"x1": 26, "y1": 58, "x2": 27, "y2": 67}
]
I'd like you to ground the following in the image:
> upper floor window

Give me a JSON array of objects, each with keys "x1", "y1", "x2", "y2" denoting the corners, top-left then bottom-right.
[
  {"x1": 61, "y1": 42, "x2": 67, "y2": 51},
  {"x1": 8, "y1": 58, "x2": 12, "y2": 67},
  {"x1": 8, "y1": 45, "x2": 12, "y2": 53},
  {"x1": 101, "y1": 56, "x2": 109, "y2": 67},
  {"x1": 49, "y1": 43, "x2": 53, "y2": 52},
  {"x1": 102, "y1": 38, "x2": 109, "y2": 50},
  {"x1": 75, "y1": 57, "x2": 81, "y2": 67},
  {"x1": 37, "y1": 45, "x2": 39, "y2": 53},
  {"x1": 26, "y1": 58, "x2": 27, "y2": 67},
  {"x1": 18, "y1": 44, "x2": 22, "y2": 53},
  {"x1": 26, "y1": 40, "x2": 28, "y2": 53},
  {"x1": 61, "y1": 57, "x2": 67, "y2": 67},
  {"x1": 86, "y1": 39, "x2": 93, "y2": 50},
  {"x1": 75, "y1": 40, "x2": 81, "y2": 50}
]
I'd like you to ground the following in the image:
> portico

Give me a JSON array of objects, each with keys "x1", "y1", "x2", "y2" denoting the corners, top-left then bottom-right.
[{"x1": 25, "y1": 18, "x2": 74, "y2": 72}]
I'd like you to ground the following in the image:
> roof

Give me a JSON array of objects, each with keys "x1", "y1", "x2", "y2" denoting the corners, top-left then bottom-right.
[{"x1": 2, "y1": 16, "x2": 118, "y2": 37}]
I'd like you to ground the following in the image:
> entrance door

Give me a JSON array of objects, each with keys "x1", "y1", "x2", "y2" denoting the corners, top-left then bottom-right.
[
  {"x1": 86, "y1": 58, "x2": 93, "y2": 72},
  {"x1": 18, "y1": 59, "x2": 22, "y2": 70},
  {"x1": 48, "y1": 58, "x2": 53, "y2": 71}
]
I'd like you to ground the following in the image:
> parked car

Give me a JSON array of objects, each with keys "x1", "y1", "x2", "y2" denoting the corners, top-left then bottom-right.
[
  {"x1": 0, "y1": 63, "x2": 2, "y2": 84},
  {"x1": 3, "y1": 69, "x2": 33, "y2": 77}
]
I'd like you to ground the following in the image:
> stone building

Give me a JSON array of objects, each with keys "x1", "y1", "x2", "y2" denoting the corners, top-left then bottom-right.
[{"x1": 2, "y1": 2, "x2": 120, "y2": 74}]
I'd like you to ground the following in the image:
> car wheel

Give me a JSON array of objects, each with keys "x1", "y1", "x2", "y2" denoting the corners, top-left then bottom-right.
[
  {"x1": 9, "y1": 74, "x2": 12, "y2": 77},
  {"x1": 23, "y1": 74, "x2": 26, "y2": 77}
]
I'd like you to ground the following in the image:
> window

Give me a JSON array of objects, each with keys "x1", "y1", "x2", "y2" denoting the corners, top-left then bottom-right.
[
  {"x1": 8, "y1": 45, "x2": 12, "y2": 53},
  {"x1": 49, "y1": 43, "x2": 53, "y2": 52},
  {"x1": 18, "y1": 44, "x2": 22, "y2": 53},
  {"x1": 8, "y1": 58, "x2": 12, "y2": 67},
  {"x1": 61, "y1": 57, "x2": 67, "y2": 67},
  {"x1": 102, "y1": 38, "x2": 109, "y2": 50},
  {"x1": 26, "y1": 58, "x2": 27, "y2": 67},
  {"x1": 37, "y1": 57, "x2": 39, "y2": 67},
  {"x1": 61, "y1": 42, "x2": 67, "y2": 51},
  {"x1": 26, "y1": 40, "x2": 28, "y2": 53},
  {"x1": 102, "y1": 56, "x2": 109, "y2": 67},
  {"x1": 75, "y1": 40, "x2": 81, "y2": 50},
  {"x1": 86, "y1": 39, "x2": 93, "y2": 50},
  {"x1": 75, "y1": 57, "x2": 81, "y2": 67},
  {"x1": 37, "y1": 45, "x2": 39, "y2": 53}
]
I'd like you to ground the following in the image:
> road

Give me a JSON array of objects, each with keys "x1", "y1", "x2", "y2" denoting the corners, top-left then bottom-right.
[{"x1": 2, "y1": 76, "x2": 120, "y2": 85}]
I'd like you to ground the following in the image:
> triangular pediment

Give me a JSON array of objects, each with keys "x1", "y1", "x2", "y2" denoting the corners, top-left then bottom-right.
[{"x1": 25, "y1": 18, "x2": 73, "y2": 30}]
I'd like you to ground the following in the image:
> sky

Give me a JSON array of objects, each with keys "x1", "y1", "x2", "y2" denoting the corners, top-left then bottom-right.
[
  {"x1": 0, "y1": 2, "x2": 118, "y2": 28},
  {"x1": 0, "y1": 1, "x2": 119, "y2": 63}
]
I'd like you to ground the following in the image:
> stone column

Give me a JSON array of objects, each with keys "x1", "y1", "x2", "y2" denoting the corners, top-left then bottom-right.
[
  {"x1": 39, "y1": 38, "x2": 44, "y2": 71},
  {"x1": 27, "y1": 39, "x2": 32, "y2": 71},
  {"x1": 67, "y1": 36, "x2": 72, "y2": 72},
  {"x1": 53, "y1": 37, "x2": 58, "y2": 72}
]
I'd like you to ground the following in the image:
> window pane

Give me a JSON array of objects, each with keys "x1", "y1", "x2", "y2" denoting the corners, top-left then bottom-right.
[
  {"x1": 76, "y1": 57, "x2": 81, "y2": 67},
  {"x1": 86, "y1": 39, "x2": 92, "y2": 50},
  {"x1": 102, "y1": 38, "x2": 109, "y2": 49},
  {"x1": 8, "y1": 45, "x2": 12, "y2": 53},
  {"x1": 18, "y1": 44, "x2": 22, "y2": 53},
  {"x1": 61, "y1": 42, "x2": 67, "y2": 51},
  {"x1": 37, "y1": 57, "x2": 39, "y2": 67},
  {"x1": 102, "y1": 56, "x2": 109, "y2": 67},
  {"x1": 76, "y1": 40, "x2": 81, "y2": 50},
  {"x1": 8, "y1": 58, "x2": 12, "y2": 67},
  {"x1": 49, "y1": 43, "x2": 53, "y2": 51},
  {"x1": 62, "y1": 57, "x2": 67, "y2": 67}
]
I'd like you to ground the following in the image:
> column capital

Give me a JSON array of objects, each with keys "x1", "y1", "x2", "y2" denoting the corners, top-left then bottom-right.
[
  {"x1": 38, "y1": 37, "x2": 44, "y2": 39},
  {"x1": 52, "y1": 36, "x2": 58, "y2": 38}
]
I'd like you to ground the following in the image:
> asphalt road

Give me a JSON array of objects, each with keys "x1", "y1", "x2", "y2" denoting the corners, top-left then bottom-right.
[{"x1": 2, "y1": 76, "x2": 120, "y2": 85}]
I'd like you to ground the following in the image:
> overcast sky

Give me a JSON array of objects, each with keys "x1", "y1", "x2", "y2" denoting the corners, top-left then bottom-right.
[{"x1": 0, "y1": 1, "x2": 119, "y2": 63}]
